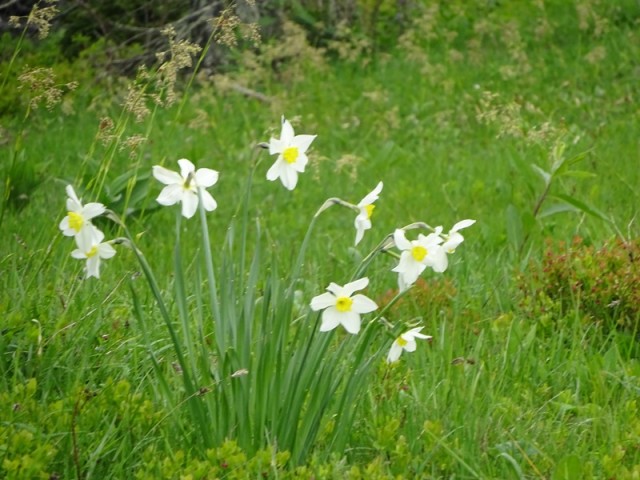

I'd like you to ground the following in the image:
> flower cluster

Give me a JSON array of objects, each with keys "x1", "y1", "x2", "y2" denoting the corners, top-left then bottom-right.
[
  {"x1": 392, "y1": 219, "x2": 475, "y2": 292},
  {"x1": 59, "y1": 116, "x2": 474, "y2": 365},
  {"x1": 59, "y1": 185, "x2": 115, "y2": 278}
]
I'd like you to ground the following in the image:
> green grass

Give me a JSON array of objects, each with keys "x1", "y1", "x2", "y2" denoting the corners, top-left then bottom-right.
[{"x1": 2, "y1": 1, "x2": 640, "y2": 478}]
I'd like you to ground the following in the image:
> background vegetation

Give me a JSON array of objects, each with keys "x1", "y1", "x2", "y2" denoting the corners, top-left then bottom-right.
[{"x1": 1, "y1": 0, "x2": 639, "y2": 478}]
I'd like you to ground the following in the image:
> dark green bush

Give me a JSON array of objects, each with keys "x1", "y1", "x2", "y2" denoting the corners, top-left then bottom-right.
[{"x1": 519, "y1": 237, "x2": 640, "y2": 332}]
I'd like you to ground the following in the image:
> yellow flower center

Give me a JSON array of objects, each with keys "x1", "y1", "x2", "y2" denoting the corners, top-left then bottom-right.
[
  {"x1": 365, "y1": 204, "x2": 375, "y2": 219},
  {"x1": 68, "y1": 211, "x2": 84, "y2": 232},
  {"x1": 283, "y1": 146, "x2": 299, "y2": 164},
  {"x1": 411, "y1": 245, "x2": 428, "y2": 262},
  {"x1": 335, "y1": 296, "x2": 353, "y2": 312},
  {"x1": 397, "y1": 336, "x2": 408, "y2": 347},
  {"x1": 86, "y1": 246, "x2": 98, "y2": 258}
]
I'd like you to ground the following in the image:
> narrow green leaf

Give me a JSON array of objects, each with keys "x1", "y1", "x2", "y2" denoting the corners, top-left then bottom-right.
[
  {"x1": 551, "y1": 193, "x2": 612, "y2": 223},
  {"x1": 505, "y1": 204, "x2": 523, "y2": 250}
]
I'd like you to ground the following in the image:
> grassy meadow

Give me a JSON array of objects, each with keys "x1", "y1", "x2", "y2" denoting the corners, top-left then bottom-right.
[{"x1": 2, "y1": 1, "x2": 640, "y2": 478}]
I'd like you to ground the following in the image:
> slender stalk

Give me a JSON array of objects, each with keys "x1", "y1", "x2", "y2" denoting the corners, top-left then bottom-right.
[{"x1": 197, "y1": 190, "x2": 223, "y2": 353}]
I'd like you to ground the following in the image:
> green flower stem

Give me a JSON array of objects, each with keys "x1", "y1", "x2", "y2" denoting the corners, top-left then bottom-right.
[
  {"x1": 173, "y1": 211, "x2": 199, "y2": 378},
  {"x1": 197, "y1": 190, "x2": 223, "y2": 353}
]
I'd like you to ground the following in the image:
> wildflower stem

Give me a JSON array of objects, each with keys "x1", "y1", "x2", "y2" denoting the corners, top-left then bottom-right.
[
  {"x1": 351, "y1": 233, "x2": 394, "y2": 281},
  {"x1": 197, "y1": 189, "x2": 223, "y2": 353}
]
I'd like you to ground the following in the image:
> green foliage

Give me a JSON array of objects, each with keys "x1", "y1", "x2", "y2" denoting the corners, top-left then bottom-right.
[{"x1": 520, "y1": 237, "x2": 640, "y2": 332}]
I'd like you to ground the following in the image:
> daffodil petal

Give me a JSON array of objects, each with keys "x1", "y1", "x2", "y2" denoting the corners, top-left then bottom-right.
[
  {"x1": 199, "y1": 190, "x2": 217, "y2": 212},
  {"x1": 195, "y1": 168, "x2": 219, "y2": 188},
  {"x1": 350, "y1": 294, "x2": 378, "y2": 314},
  {"x1": 86, "y1": 256, "x2": 100, "y2": 278},
  {"x1": 310, "y1": 292, "x2": 336, "y2": 311},
  {"x1": 354, "y1": 225, "x2": 365, "y2": 246},
  {"x1": 398, "y1": 275, "x2": 408, "y2": 292},
  {"x1": 181, "y1": 191, "x2": 199, "y2": 219},
  {"x1": 387, "y1": 343, "x2": 403, "y2": 363},
  {"x1": 281, "y1": 166, "x2": 298, "y2": 190},
  {"x1": 66, "y1": 197, "x2": 82, "y2": 212},
  {"x1": 343, "y1": 277, "x2": 369, "y2": 296},
  {"x1": 393, "y1": 229, "x2": 411, "y2": 251},
  {"x1": 280, "y1": 119, "x2": 295, "y2": 144},
  {"x1": 156, "y1": 184, "x2": 183, "y2": 206},
  {"x1": 269, "y1": 137, "x2": 284, "y2": 155},
  {"x1": 293, "y1": 152, "x2": 308, "y2": 172},
  {"x1": 358, "y1": 181, "x2": 383, "y2": 207},
  {"x1": 71, "y1": 249, "x2": 86, "y2": 259},
  {"x1": 266, "y1": 159, "x2": 283, "y2": 181},
  {"x1": 339, "y1": 311, "x2": 361, "y2": 334},
  {"x1": 319, "y1": 308, "x2": 341, "y2": 331},
  {"x1": 83, "y1": 202, "x2": 106, "y2": 220},
  {"x1": 291, "y1": 134, "x2": 316, "y2": 153},
  {"x1": 65, "y1": 185, "x2": 80, "y2": 204},
  {"x1": 326, "y1": 283, "x2": 344, "y2": 295},
  {"x1": 404, "y1": 340, "x2": 418, "y2": 352},
  {"x1": 426, "y1": 247, "x2": 448, "y2": 273},
  {"x1": 98, "y1": 243, "x2": 116, "y2": 259},
  {"x1": 59, "y1": 217, "x2": 72, "y2": 235},
  {"x1": 451, "y1": 219, "x2": 476, "y2": 232},
  {"x1": 177, "y1": 159, "x2": 196, "y2": 178},
  {"x1": 153, "y1": 165, "x2": 183, "y2": 185}
]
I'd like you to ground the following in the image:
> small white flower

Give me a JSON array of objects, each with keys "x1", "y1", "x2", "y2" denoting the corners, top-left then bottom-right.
[
  {"x1": 71, "y1": 226, "x2": 116, "y2": 279},
  {"x1": 354, "y1": 181, "x2": 383, "y2": 246},
  {"x1": 310, "y1": 277, "x2": 378, "y2": 334},
  {"x1": 266, "y1": 117, "x2": 316, "y2": 190},
  {"x1": 387, "y1": 327, "x2": 432, "y2": 363},
  {"x1": 152, "y1": 159, "x2": 218, "y2": 219},
  {"x1": 392, "y1": 229, "x2": 447, "y2": 291},
  {"x1": 440, "y1": 219, "x2": 476, "y2": 253},
  {"x1": 59, "y1": 185, "x2": 106, "y2": 237}
]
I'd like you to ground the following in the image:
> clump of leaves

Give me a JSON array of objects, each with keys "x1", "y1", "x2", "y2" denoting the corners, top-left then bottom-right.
[{"x1": 520, "y1": 236, "x2": 640, "y2": 332}]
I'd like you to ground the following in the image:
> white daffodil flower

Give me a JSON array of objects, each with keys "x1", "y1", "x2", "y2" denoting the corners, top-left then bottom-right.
[
  {"x1": 266, "y1": 116, "x2": 316, "y2": 191},
  {"x1": 59, "y1": 185, "x2": 106, "y2": 237},
  {"x1": 440, "y1": 219, "x2": 476, "y2": 253},
  {"x1": 71, "y1": 226, "x2": 116, "y2": 279},
  {"x1": 310, "y1": 277, "x2": 378, "y2": 334},
  {"x1": 387, "y1": 327, "x2": 432, "y2": 363},
  {"x1": 152, "y1": 159, "x2": 219, "y2": 219},
  {"x1": 392, "y1": 229, "x2": 448, "y2": 291},
  {"x1": 354, "y1": 181, "x2": 383, "y2": 246}
]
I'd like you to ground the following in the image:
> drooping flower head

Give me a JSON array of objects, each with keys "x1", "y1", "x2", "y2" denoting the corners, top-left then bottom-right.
[
  {"x1": 152, "y1": 159, "x2": 218, "y2": 219},
  {"x1": 59, "y1": 185, "x2": 106, "y2": 237},
  {"x1": 439, "y1": 219, "x2": 476, "y2": 253},
  {"x1": 354, "y1": 181, "x2": 383, "y2": 246},
  {"x1": 392, "y1": 229, "x2": 447, "y2": 291},
  {"x1": 310, "y1": 277, "x2": 378, "y2": 334},
  {"x1": 71, "y1": 226, "x2": 116, "y2": 279},
  {"x1": 266, "y1": 116, "x2": 316, "y2": 191},
  {"x1": 387, "y1": 326, "x2": 432, "y2": 363}
]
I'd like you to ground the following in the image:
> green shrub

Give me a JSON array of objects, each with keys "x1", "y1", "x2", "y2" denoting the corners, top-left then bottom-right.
[{"x1": 519, "y1": 237, "x2": 640, "y2": 332}]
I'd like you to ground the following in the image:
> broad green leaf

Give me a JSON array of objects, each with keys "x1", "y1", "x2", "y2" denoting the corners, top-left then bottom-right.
[
  {"x1": 551, "y1": 193, "x2": 612, "y2": 223},
  {"x1": 553, "y1": 148, "x2": 592, "y2": 177},
  {"x1": 538, "y1": 202, "x2": 579, "y2": 218}
]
